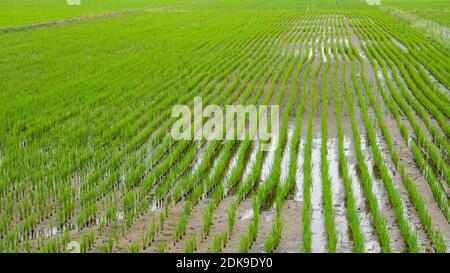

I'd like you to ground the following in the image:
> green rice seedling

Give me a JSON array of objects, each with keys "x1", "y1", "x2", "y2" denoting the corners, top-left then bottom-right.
[
  {"x1": 264, "y1": 214, "x2": 282, "y2": 253},
  {"x1": 202, "y1": 204, "x2": 214, "y2": 239},
  {"x1": 81, "y1": 232, "x2": 91, "y2": 253},
  {"x1": 227, "y1": 200, "x2": 238, "y2": 235},
  {"x1": 211, "y1": 234, "x2": 223, "y2": 253},
  {"x1": 105, "y1": 234, "x2": 114, "y2": 253},
  {"x1": 156, "y1": 210, "x2": 164, "y2": 232},
  {"x1": 184, "y1": 235, "x2": 197, "y2": 253},
  {"x1": 158, "y1": 240, "x2": 167, "y2": 253},
  {"x1": 239, "y1": 235, "x2": 250, "y2": 253},
  {"x1": 129, "y1": 242, "x2": 139, "y2": 253},
  {"x1": 99, "y1": 218, "x2": 106, "y2": 235}
]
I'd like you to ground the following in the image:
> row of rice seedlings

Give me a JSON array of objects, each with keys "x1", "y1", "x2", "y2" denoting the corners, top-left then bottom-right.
[
  {"x1": 319, "y1": 43, "x2": 338, "y2": 253},
  {"x1": 118, "y1": 21, "x2": 288, "y2": 223},
  {"x1": 208, "y1": 21, "x2": 317, "y2": 252},
  {"x1": 0, "y1": 22, "x2": 264, "y2": 243},
  {"x1": 384, "y1": 23, "x2": 450, "y2": 105},
  {"x1": 329, "y1": 39, "x2": 365, "y2": 252},
  {"x1": 243, "y1": 24, "x2": 325, "y2": 253},
  {"x1": 339, "y1": 35, "x2": 391, "y2": 252},
  {"x1": 357, "y1": 23, "x2": 450, "y2": 184},
  {"x1": 80, "y1": 230, "x2": 96, "y2": 253},
  {"x1": 361, "y1": 16, "x2": 450, "y2": 115},
  {"x1": 376, "y1": 39, "x2": 450, "y2": 138},
  {"x1": 372, "y1": 14, "x2": 450, "y2": 89},
  {"x1": 21, "y1": 18, "x2": 286, "y2": 240},
  {"x1": 142, "y1": 208, "x2": 167, "y2": 250},
  {"x1": 172, "y1": 31, "x2": 293, "y2": 243},
  {"x1": 0, "y1": 226, "x2": 71, "y2": 253},
  {"x1": 344, "y1": 32, "x2": 420, "y2": 252},
  {"x1": 76, "y1": 203, "x2": 98, "y2": 229},
  {"x1": 169, "y1": 19, "x2": 297, "y2": 204},
  {"x1": 262, "y1": 54, "x2": 311, "y2": 252},
  {"x1": 262, "y1": 28, "x2": 316, "y2": 252},
  {"x1": 367, "y1": 37, "x2": 450, "y2": 162},
  {"x1": 152, "y1": 20, "x2": 295, "y2": 206},
  {"x1": 70, "y1": 17, "x2": 288, "y2": 243},
  {"x1": 252, "y1": 53, "x2": 303, "y2": 210},
  {"x1": 117, "y1": 23, "x2": 283, "y2": 194},
  {"x1": 20, "y1": 15, "x2": 284, "y2": 251},
  {"x1": 231, "y1": 146, "x2": 265, "y2": 247},
  {"x1": 299, "y1": 69, "x2": 317, "y2": 253},
  {"x1": 184, "y1": 235, "x2": 198, "y2": 253},
  {"x1": 357, "y1": 31, "x2": 449, "y2": 253},
  {"x1": 0, "y1": 24, "x2": 225, "y2": 227},
  {"x1": 360, "y1": 28, "x2": 450, "y2": 220},
  {"x1": 74, "y1": 15, "x2": 280, "y2": 200},
  {"x1": 200, "y1": 51, "x2": 294, "y2": 240},
  {"x1": 301, "y1": 31, "x2": 324, "y2": 253}
]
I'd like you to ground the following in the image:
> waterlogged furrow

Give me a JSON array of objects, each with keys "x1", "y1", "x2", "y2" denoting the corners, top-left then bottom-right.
[
  {"x1": 339, "y1": 36, "x2": 391, "y2": 252},
  {"x1": 302, "y1": 36, "x2": 323, "y2": 253},
  {"x1": 352, "y1": 17, "x2": 449, "y2": 252},
  {"x1": 344, "y1": 28, "x2": 419, "y2": 252}
]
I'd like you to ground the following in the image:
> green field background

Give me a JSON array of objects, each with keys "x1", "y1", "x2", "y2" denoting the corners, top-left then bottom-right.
[
  {"x1": 1, "y1": 0, "x2": 371, "y2": 26},
  {"x1": 384, "y1": 0, "x2": 450, "y2": 26}
]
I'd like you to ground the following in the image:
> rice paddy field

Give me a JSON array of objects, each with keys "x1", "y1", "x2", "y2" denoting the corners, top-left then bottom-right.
[{"x1": 0, "y1": 0, "x2": 449, "y2": 253}]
